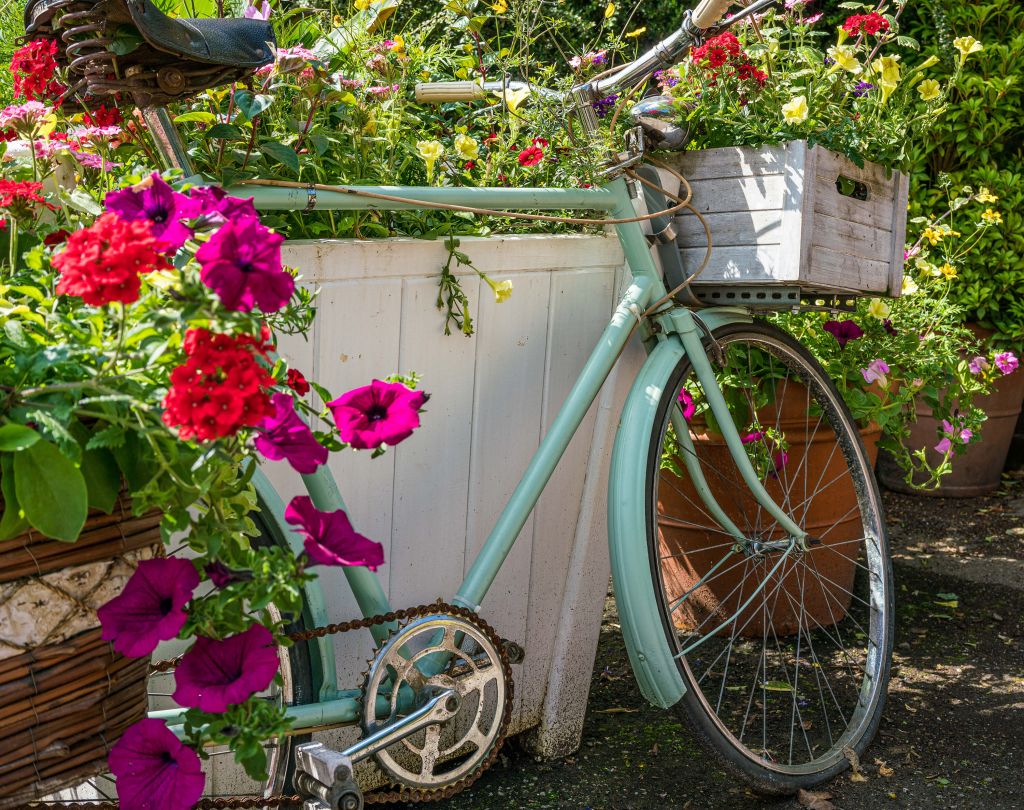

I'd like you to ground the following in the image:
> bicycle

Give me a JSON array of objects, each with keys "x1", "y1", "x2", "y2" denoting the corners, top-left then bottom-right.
[{"x1": 30, "y1": 0, "x2": 894, "y2": 803}]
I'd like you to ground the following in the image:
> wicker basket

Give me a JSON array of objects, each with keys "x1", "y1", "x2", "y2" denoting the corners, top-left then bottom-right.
[{"x1": 0, "y1": 495, "x2": 161, "y2": 806}]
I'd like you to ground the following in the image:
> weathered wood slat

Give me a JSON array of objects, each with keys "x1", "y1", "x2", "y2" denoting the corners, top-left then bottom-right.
[
  {"x1": 686, "y1": 176, "x2": 791, "y2": 214},
  {"x1": 811, "y1": 212, "x2": 892, "y2": 265},
  {"x1": 808, "y1": 245, "x2": 891, "y2": 293},
  {"x1": 680, "y1": 244, "x2": 788, "y2": 282},
  {"x1": 674, "y1": 210, "x2": 785, "y2": 247}
]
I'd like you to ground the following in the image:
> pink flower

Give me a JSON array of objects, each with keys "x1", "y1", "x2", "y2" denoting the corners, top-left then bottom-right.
[
  {"x1": 0, "y1": 101, "x2": 49, "y2": 136},
  {"x1": 254, "y1": 393, "x2": 329, "y2": 473},
  {"x1": 968, "y1": 356, "x2": 990, "y2": 376},
  {"x1": 518, "y1": 145, "x2": 544, "y2": 167},
  {"x1": 172, "y1": 625, "x2": 279, "y2": 713},
  {"x1": 189, "y1": 185, "x2": 258, "y2": 225},
  {"x1": 195, "y1": 216, "x2": 293, "y2": 312},
  {"x1": 105, "y1": 173, "x2": 201, "y2": 253},
  {"x1": 328, "y1": 379, "x2": 428, "y2": 450},
  {"x1": 935, "y1": 418, "x2": 972, "y2": 455},
  {"x1": 109, "y1": 719, "x2": 204, "y2": 810},
  {"x1": 995, "y1": 351, "x2": 1019, "y2": 375},
  {"x1": 860, "y1": 359, "x2": 890, "y2": 386},
  {"x1": 772, "y1": 449, "x2": 789, "y2": 473},
  {"x1": 823, "y1": 319, "x2": 864, "y2": 348},
  {"x1": 677, "y1": 389, "x2": 696, "y2": 421},
  {"x1": 243, "y1": 0, "x2": 271, "y2": 19},
  {"x1": 742, "y1": 429, "x2": 766, "y2": 444},
  {"x1": 97, "y1": 558, "x2": 199, "y2": 657},
  {"x1": 367, "y1": 84, "x2": 400, "y2": 98},
  {"x1": 285, "y1": 495, "x2": 385, "y2": 569}
]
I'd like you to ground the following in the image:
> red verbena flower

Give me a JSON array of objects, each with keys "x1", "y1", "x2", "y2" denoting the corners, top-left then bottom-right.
[
  {"x1": 97, "y1": 557, "x2": 199, "y2": 658},
  {"x1": 286, "y1": 368, "x2": 310, "y2": 396},
  {"x1": 172, "y1": 625, "x2": 280, "y2": 713},
  {"x1": 108, "y1": 719, "x2": 205, "y2": 810},
  {"x1": 328, "y1": 379, "x2": 428, "y2": 450},
  {"x1": 83, "y1": 104, "x2": 122, "y2": 128},
  {"x1": 0, "y1": 178, "x2": 56, "y2": 222},
  {"x1": 285, "y1": 495, "x2": 385, "y2": 569},
  {"x1": 162, "y1": 328, "x2": 275, "y2": 441},
  {"x1": 10, "y1": 40, "x2": 64, "y2": 101},
  {"x1": 53, "y1": 213, "x2": 172, "y2": 306},
  {"x1": 517, "y1": 145, "x2": 544, "y2": 167},
  {"x1": 842, "y1": 12, "x2": 890, "y2": 37}
]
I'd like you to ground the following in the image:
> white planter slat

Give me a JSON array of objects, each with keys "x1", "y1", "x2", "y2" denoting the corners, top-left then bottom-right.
[{"x1": 666, "y1": 141, "x2": 908, "y2": 296}]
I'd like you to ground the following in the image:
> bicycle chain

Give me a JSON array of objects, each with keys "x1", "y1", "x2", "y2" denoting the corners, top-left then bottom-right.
[{"x1": 34, "y1": 601, "x2": 512, "y2": 809}]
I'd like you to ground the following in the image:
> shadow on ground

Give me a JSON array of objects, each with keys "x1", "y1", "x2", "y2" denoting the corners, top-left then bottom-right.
[{"x1": 428, "y1": 488, "x2": 1024, "y2": 810}]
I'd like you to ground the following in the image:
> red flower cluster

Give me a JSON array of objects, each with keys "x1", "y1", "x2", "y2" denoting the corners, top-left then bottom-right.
[
  {"x1": 517, "y1": 137, "x2": 548, "y2": 167},
  {"x1": 842, "y1": 12, "x2": 890, "y2": 37},
  {"x1": 53, "y1": 213, "x2": 171, "y2": 306},
  {"x1": 84, "y1": 104, "x2": 122, "y2": 128},
  {"x1": 286, "y1": 368, "x2": 310, "y2": 396},
  {"x1": 0, "y1": 179, "x2": 56, "y2": 222},
  {"x1": 163, "y1": 329, "x2": 275, "y2": 441},
  {"x1": 10, "y1": 40, "x2": 64, "y2": 101},
  {"x1": 690, "y1": 32, "x2": 767, "y2": 87}
]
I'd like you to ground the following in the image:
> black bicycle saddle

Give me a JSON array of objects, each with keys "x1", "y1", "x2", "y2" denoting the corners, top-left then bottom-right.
[{"x1": 24, "y1": 0, "x2": 276, "y2": 106}]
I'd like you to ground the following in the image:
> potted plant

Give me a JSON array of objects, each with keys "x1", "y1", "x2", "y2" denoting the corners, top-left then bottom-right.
[{"x1": 0, "y1": 45, "x2": 423, "y2": 806}]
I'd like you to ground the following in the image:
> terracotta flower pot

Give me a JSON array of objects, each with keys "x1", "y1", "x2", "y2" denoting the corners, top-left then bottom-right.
[
  {"x1": 657, "y1": 383, "x2": 881, "y2": 637},
  {"x1": 877, "y1": 368, "x2": 1024, "y2": 497}
]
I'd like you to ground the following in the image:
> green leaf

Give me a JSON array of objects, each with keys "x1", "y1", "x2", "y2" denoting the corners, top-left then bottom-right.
[
  {"x1": 111, "y1": 432, "x2": 155, "y2": 492},
  {"x1": 233, "y1": 91, "x2": 275, "y2": 121},
  {"x1": 174, "y1": 111, "x2": 218, "y2": 125},
  {"x1": 0, "y1": 455, "x2": 29, "y2": 541},
  {"x1": 13, "y1": 439, "x2": 88, "y2": 541},
  {"x1": 206, "y1": 123, "x2": 246, "y2": 140},
  {"x1": 259, "y1": 142, "x2": 300, "y2": 174},
  {"x1": 80, "y1": 446, "x2": 121, "y2": 514},
  {"x1": 109, "y1": 25, "x2": 144, "y2": 56},
  {"x1": 762, "y1": 680, "x2": 793, "y2": 692},
  {"x1": 0, "y1": 424, "x2": 41, "y2": 452}
]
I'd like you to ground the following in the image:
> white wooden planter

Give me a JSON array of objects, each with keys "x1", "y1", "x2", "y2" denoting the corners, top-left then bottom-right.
[
  {"x1": 665, "y1": 141, "x2": 908, "y2": 297},
  {"x1": 267, "y1": 233, "x2": 637, "y2": 762}
]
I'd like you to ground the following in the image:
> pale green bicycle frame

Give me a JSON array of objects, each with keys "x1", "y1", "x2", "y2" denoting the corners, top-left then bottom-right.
[{"x1": 155, "y1": 174, "x2": 808, "y2": 736}]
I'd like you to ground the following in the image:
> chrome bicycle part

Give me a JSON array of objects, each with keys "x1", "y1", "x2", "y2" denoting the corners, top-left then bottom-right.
[
  {"x1": 631, "y1": 95, "x2": 691, "y2": 151},
  {"x1": 360, "y1": 613, "x2": 510, "y2": 789}
]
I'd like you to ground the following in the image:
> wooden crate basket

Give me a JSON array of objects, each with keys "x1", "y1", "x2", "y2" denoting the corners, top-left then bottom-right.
[{"x1": 665, "y1": 141, "x2": 908, "y2": 298}]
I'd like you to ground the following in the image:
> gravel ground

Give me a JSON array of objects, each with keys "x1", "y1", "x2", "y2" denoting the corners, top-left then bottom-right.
[{"x1": 424, "y1": 481, "x2": 1024, "y2": 810}]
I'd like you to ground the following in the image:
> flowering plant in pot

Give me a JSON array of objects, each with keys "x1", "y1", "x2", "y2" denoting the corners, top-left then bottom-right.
[{"x1": 0, "y1": 44, "x2": 427, "y2": 806}]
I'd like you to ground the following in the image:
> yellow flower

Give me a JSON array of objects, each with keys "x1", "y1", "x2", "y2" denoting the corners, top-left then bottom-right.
[
  {"x1": 976, "y1": 187, "x2": 998, "y2": 203},
  {"x1": 917, "y1": 78, "x2": 941, "y2": 102},
  {"x1": 416, "y1": 139, "x2": 444, "y2": 181},
  {"x1": 494, "y1": 86, "x2": 531, "y2": 113},
  {"x1": 354, "y1": 0, "x2": 370, "y2": 9},
  {"x1": 389, "y1": 34, "x2": 405, "y2": 55},
  {"x1": 982, "y1": 208, "x2": 1003, "y2": 225},
  {"x1": 939, "y1": 262, "x2": 957, "y2": 279},
  {"x1": 781, "y1": 95, "x2": 809, "y2": 124},
  {"x1": 917, "y1": 55, "x2": 940, "y2": 70},
  {"x1": 901, "y1": 275, "x2": 919, "y2": 295},
  {"x1": 626, "y1": 26, "x2": 647, "y2": 38},
  {"x1": 921, "y1": 226, "x2": 941, "y2": 245},
  {"x1": 872, "y1": 55, "x2": 901, "y2": 103},
  {"x1": 493, "y1": 279, "x2": 514, "y2": 303},
  {"x1": 867, "y1": 298, "x2": 891, "y2": 320},
  {"x1": 953, "y1": 36, "x2": 983, "y2": 63},
  {"x1": 604, "y1": 2, "x2": 615, "y2": 19},
  {"x1": 491, "y1": 0, "x2": 507, "y2": 12},
  {"x1": 454, "y1": 133, "x2": 479, "y2": 161},
  {"x1": 828, "y1": 46, "x2": 861, "y2": 74}
]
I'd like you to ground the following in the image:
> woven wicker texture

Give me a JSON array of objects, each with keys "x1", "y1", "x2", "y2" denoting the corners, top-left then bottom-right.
[{"x1": 0, "y1": 495, "x2": 161, "y2": 805}]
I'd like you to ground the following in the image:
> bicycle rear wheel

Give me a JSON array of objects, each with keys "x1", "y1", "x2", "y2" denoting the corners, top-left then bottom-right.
[
  {"x1": 41, "y1": 506, "x2": 316, "y2": 804},
  {"x1": 645, "y1": 320, "x2": 893, "y2": 794}
]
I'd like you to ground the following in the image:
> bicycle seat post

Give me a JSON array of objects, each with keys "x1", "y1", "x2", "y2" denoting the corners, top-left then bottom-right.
[{"x1": 141, "y1": 106, "x2": 196, "y2": 175}]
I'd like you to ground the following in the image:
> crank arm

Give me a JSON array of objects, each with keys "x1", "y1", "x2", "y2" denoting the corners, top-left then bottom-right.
[{"x1": 344, "y1": 687, "x2": 461, "y2": 764}]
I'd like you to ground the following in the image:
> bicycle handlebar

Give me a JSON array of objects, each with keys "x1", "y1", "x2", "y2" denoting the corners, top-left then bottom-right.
[{"x1": 691, "y1": 0, "x2": 734, "y2": 30}]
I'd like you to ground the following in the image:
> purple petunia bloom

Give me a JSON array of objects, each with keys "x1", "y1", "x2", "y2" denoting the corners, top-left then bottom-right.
[
  {"x1": 195, "y1": 216, "x2": 293, "y2": 312},
  {"x1": 254, "y1": 393, "x2": 329, "y2": 473},
  {"x1": 995, "y1": 351, "x2": 1019, "y2": 375},
  {"x1": 882, "y1": 318, "x2": 898, "y2": 337},
  {"x1": 243, "y1": 0, "x2": 271, "y2": 19},
  {"x1": 105, "y1": 172, "x2": 201, "y2": 253},
  {"x1": 968, "y1": 356, "x2": 990, "y2": 376},
  {"x1": 823, "y1": 319, "x2": 864, "y2": 349},
  {"x1": 772, "y1": 449, "x2": 789, "y2": 473},
  {"x1": 204, "y1": 560, "x2": 251, "y2": 588},
  {"x1": 172, "y1": 625, "x2": 279, "y2": 713},
  {"x1": 328, "y1": 380, "x2": 428, "y2": 450},
  {"x1": 285, "y1": 495, "x2": 385, "y2": 569},
  {"x1": 861, "y1": 358, "x2": 890, "y2": 386},
  {"x1": 742, "y1": 429, "x2": 766, "y2": 445},
  {"x1": 853, "y1": 81, "x2": 875, "y2": 98},
  {"x1": 97, "y1": 558, "x2": 199, "y2": 658},
  {"x1": 935, "y1": 418, "x2": 973, "y2": 455},
  {"x1": 677, "y1": 389, "x2": 696, "y2": 421},
  {"x1": 109, "y1": 719, "x2": 205, "y2": 810},
  {"x1": 592, "y1": 94, "x2": 619, "y2": 119},
  {"x1": 189, "y1": 185, "x2": 259, "y2": 226}
]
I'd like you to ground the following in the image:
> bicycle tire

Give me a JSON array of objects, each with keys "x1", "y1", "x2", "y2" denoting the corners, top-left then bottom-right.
[{"x1": 644, "y1": 320, "x2": 893, "y2": 794}]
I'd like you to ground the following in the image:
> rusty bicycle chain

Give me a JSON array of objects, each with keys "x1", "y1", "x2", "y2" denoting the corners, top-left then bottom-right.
[{"x1": 34, "y1": 601, "x2": 513, "y2": 809}]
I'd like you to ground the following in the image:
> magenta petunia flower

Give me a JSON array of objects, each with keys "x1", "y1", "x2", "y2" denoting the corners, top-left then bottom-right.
[
  {"x1": 861, "y1": 358, "x2": 890, "y2": 386},
  {"x1": 189, "y1": 185, "x2": 259, "y2": 225},
  {"x1": 172, "y1": 624, "x2": 279, "y2": 713},
  {"x1": 772, "y1": 449, "x2": 789, "y2": 472},
  {"x1": 741, "y1": 429, "x2": 766, "y2": 445},
  {"x1": 204, "y1": 560, "x2": 251, "y2": 588},
  {"x1": 823, "y1": 319, "x2": 864, "y2": 349},
  {"x1": 254, "y1": 393, "x2": 329, "y2": 473},
  {"x1": 284, "y1": 495, "x2": 385, "y2": 569},
  {"x1": 195, "y1": 216, "x2": 293, "y2": 312},
  {"x1": 677, "y1": 389, "x2": 696, "y2": 421},
  {"x1": 108, "y1": 718, "x2": 204, "y2": 810},
  {"x1": 935, "y1": 418, "x2": 972, "y2": 455},
  {"x1": 995, "y1": 351, "x2": 1019, "y2": 375},
  {"x1": 327, "y1": 380, "x2": 428, "y2": 450},
  {"x1": 104, "y1": 172, "x2": 201, "y2": 252},
  {"x1": 97, "y1": 557, "x2": 199, "y2": 658}
]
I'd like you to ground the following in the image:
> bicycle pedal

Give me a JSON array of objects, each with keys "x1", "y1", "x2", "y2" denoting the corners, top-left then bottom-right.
[{"x1": 295, "y1": 741, "x2": 363, "y2": 810}]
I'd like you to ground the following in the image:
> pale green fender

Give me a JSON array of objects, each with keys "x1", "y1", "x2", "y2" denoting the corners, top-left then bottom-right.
[{"x1": 608, "y1": 307, "x2": 752, "y2": 709}]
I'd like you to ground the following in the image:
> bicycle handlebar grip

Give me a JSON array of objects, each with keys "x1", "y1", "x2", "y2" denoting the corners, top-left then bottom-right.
[
  {"x1": 414, "y1": 82, "x2": 485, "y2": 103},
  {"x1": 691, "y1": 0, "x2": 734, "y2": 29}
]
